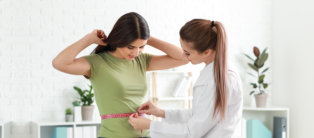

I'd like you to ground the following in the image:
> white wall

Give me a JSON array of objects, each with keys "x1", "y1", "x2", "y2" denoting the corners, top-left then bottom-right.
[
  {"x1": 0, "y1": 0, "x2": 273, "y2": 137},
  {"x1": 272, "y1": 0, "x2": 314, "y2": 137}
]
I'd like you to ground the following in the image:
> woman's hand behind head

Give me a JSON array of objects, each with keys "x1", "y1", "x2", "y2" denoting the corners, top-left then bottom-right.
[{"x1": 88, "y1": 29, "x2": 107, "y2": 46}]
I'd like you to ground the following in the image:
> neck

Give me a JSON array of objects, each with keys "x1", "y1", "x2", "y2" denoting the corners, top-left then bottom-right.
[
  {"x1": 108, "y1": 51, "x2": 123, "y2": 59},
  {"x1": 205, "y1": 60, "x2": 214, "y2": 65},
  {"x1": 204, "y1": 52, "x2": 216, "y2": 65}
]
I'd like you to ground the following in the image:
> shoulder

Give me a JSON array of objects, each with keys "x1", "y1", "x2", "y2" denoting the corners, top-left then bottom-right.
[
  {"x1": 226, "y1": 67, "x2": 243, "y2": 103},
  {"x1": 83, "y1": 53, "x2": 103, "y2": 63},
  {"x1": 82, "y1": 53, "x2": 105, "y2": 72},
  {"x1": 135, "y1": 53, "x2": 153, "y2": 65},
  {"x1": 227, "y1": 68, "x2": 241, "y2": 83},
  {"x1": 83, "y1": 53, "x2": 101, "y2": 60},
  {"x1": 136, "y1": 53, "x2": 153, "y2": 60}
]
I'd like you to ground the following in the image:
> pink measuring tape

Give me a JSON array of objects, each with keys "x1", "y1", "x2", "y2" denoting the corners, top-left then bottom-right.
[{"x1": 101, "y1": 112, "x2": 144, "y2": 136}]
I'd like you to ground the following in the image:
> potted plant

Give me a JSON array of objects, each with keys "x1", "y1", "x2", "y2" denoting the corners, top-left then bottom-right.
[
  {"x1": 73, "y1": 84, "x2": 95, "y2": 121},
  {"x1": 72, "y1": 100, "x2": 82, "y2": 122},
  {"x1": 65, "y1": 108, "x2": 73, "y2": 122},
  {"x1": 244, "y1": 46, "x2": 270, "y2": 107}
]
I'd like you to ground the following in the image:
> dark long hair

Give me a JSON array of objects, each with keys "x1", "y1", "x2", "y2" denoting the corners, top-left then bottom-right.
[
  {"x1": 180, "y1": 19, "x2": 228, "y2": 119},
  {"x1": 92, "y1": 12, "x2": 150, "y2": 54}
]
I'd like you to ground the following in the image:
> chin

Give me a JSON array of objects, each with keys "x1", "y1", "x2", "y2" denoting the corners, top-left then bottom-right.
[
  {"x1": 190, "y1": 61, "x2": 202, "y2": 65},
  {"x1": 127, "y1": 56, "x2": 136, "y2": 60}
]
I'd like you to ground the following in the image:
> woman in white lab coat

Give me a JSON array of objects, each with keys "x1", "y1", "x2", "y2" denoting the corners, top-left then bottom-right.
[{"x1": 128, "y1": 19, "x2": 243, "y2": 138}]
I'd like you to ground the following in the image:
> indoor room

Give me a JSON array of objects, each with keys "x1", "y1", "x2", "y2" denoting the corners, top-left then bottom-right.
[{"x1": 0, "y1": 0, "x2": 313, "y2": 138}]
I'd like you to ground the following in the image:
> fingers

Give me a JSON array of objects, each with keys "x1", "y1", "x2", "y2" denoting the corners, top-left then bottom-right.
[
  {"x1": 128, "y1": 114, "x2": 135, "y2": 125},
  {"x1": 129, "y1": 113, "x2": 136, "y2": 119},
  {"x1": 138, "y1": 101, "x2": 152, "y2": 111},
  {"x1": 139, "y1": 109, "x2": 152, "y2": 115},
  {"x1": 97, "y1": 30, "x2": 106, "y2": 39},
  {"x1": 98, "y1": 40, "x2": 107, "y2": 46},
  {"x1": 138, "y1": 105, "x2": 149, "y2": 112},
  {"x1": 138, "y1": 107, "x2": 151, "y2": 115},
  {"x1": 98, "y1": 31, "x2": 107, "y2": 46},
  {"x1": 138, "y1": 110, "x2": 148, "y2": 114},
  {"x1": 128, "y1": 114, "x2": 140, "y2": 130}
]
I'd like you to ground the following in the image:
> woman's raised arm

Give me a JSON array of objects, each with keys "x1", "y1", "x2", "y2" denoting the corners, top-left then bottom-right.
[
  {"x1": 52, "y1": 30, "x2": 106, "y2": 76},
  {"x1": 147, "y1": 36, "x2": 189, "y2": 71}
]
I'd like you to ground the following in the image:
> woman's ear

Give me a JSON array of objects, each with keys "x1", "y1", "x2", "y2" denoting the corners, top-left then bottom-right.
[{"x1": 203, "y1": 49, "x2": 214, "y2": 56}]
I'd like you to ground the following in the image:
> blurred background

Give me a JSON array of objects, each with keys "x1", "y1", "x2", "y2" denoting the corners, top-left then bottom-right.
[{"x1": 0, "y1": 0, "x2": 313, "y2": 137}]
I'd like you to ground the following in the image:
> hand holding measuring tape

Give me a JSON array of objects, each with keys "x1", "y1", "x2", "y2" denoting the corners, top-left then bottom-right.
[{"x1": 128, "y1": 101, "x2": 165, "y2": 132}]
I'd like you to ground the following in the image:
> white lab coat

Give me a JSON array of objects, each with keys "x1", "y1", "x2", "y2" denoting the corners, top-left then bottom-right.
[{"x1": 150, "y1": 62, "x2": 243, "y2": 138}]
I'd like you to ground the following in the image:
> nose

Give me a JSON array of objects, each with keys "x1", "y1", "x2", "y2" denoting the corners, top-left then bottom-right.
[{"x1": 133, "y1": 48, "x2": 141, "y2": 56}]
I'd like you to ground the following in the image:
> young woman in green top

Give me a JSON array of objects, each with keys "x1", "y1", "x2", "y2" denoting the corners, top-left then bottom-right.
[{"x1": 52, "y1": 12, "x2": 188, "y2": 137}]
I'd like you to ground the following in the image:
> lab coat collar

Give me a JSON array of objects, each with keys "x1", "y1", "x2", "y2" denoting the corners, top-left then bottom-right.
[{"x1": 195, "y1": 61, "x2": 215, "y2": 86}]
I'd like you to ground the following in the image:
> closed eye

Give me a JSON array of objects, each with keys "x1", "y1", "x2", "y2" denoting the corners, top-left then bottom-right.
[
  {"x1": 127, "y1": 45, "x2": 146, "y2": 49},
  {"x1": 128, "y1": 46, "x2": 134, "y2": 49}
]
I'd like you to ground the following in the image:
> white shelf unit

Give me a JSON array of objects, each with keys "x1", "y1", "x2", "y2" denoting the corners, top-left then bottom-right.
[
  {"x1": 243, "y1": 106, "x2": 289, "y2": 138},
  {"x1": 0, "y1": 121, "x2": 10, "y2": 138},
  {"x1": 31, "y1": 121, "x2": 101, "y2": 138},
  {"x1": 146, "y1": 71, "x2": 193, "y2": 120}
]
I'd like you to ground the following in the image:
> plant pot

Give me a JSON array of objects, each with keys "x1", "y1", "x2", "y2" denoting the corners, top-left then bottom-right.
[
  {"x1": 65, "y1": 114, "x2": 73, "y2": 122},
  {"x1": 82, "y1": 105, "x2": 95, "y2": 121},
  {"x1": 74, "y1": 106, "x2": 82, "y2": 122},
  {"x1": 254, "y1": 93, "x2": 268, "y2": 107}
]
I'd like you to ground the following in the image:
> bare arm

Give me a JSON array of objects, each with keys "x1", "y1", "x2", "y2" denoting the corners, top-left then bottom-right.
[
  {"x1": 147, "y1": 36, "x2": 189, "y2": 71},
  {"x1": 52, "y1": 30, "x2": 106, "y2": 77}
]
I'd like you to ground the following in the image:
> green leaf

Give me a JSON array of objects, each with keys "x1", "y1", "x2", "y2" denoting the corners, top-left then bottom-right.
[
  {"x1": 248, "y1": 72, "x2": 256, "y2": 77},
  {"x1": 72, "y1": 101, "x2": 81, "y2": 106},
  {"x1": 249, "y1": 91, "x2": 255, "y2": 95},
  {"x1": 250, "y1": 83, "x2": 257, "y2": 88},
  {"x1": 73, "y1": 86, "x2": 82, "y2": 93},
  {"x1": 248, "y1": 63, "x2": 258, "y2": 72},
  {"x1": 74, "y1": 84, "x2": 94, "y2": 106},
  {"x1": 261, "y1": 67, "x2": 269, "y2": 74},
  {"x1": 258, "y1": 75, "x2": 265, "y2": 83},
  {"x1": 65, "y1": 108, "x2": 72, "y2": 115},
  {"x1": 257, "y1": 53, "x2": 268, "y2": 68},
  {"x1": 244, "y1": 53, "x2": 254, "y2": 61},
  {"x1": 261, "y1": 48, "x2": 268, "y2": 56},
  {"x1": 254, "y1": 58, "x2": 260, "y2": 68},
  {"x1": 263, "y1": 83, "x2": 268, "y2": 89}
]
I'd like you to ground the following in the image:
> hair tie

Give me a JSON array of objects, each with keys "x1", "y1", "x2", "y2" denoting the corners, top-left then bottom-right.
[{"x1": 211, "y1": 20, "x2": 215, "y2": 27}]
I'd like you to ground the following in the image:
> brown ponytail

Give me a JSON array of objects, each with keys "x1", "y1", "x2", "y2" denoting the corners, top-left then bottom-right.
[
  {"x1": 180, "y1": 19, "x2": 227, "y2": 119},
  {"x1": 212, "y1": 21, "x2": 227, "y2": 119}
]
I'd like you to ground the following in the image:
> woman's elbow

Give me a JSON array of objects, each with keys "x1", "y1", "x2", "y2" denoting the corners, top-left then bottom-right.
[{"x1": 52, "y1": 58, "x2": 63, "y2": 71}]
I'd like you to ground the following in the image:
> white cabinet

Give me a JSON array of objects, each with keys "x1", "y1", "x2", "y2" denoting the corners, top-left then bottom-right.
[
  {"x1": 243, "y1": 107, "x2": 289, "y2": 138},
  {"x1": 146, "y1": 71, "x2": 193, "y2": 120},
  {"x1": 31, "y1": 121, "x2": 100, "y2": 138},
  {"x1": 0, "y1": 121, "x2": 10, "y2": 138},
  {"x1": 0, "y1": 122, "x2": 2, "y2": 138}
]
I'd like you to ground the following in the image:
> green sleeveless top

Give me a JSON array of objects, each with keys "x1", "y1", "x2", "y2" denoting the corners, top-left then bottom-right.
[{"x1": 83, "y1": 52, "x2": 152, "y2": 138}]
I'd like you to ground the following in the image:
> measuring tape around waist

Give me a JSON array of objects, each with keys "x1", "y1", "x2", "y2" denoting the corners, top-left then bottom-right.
[{"x1": 101, "y1": 112, "x2": 144, "y2": 137}]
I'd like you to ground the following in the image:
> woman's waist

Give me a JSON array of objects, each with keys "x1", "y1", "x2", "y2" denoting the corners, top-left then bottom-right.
[
  {"x1": 96, "y1": 101, "x2": 143, "y2": 114},
  {"x1": 98, "y1": 119, "x2": 150, "y2": 137}
]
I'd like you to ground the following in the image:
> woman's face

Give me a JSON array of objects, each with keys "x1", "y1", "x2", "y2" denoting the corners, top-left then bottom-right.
[
  {"x1": 115, "y1": 39, "x2": 147, "y2": 60},
  {"x1": 180, "y1": 39, "x2": 215, "y2": 65}
]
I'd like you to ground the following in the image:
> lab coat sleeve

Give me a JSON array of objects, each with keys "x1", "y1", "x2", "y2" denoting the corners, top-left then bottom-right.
[
  {"x1": 162, "y1": 109, "x2": 192, "y2": 123},
  {"x1": 150, "y1": 85, "x2": 219, "y2": 138}
]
